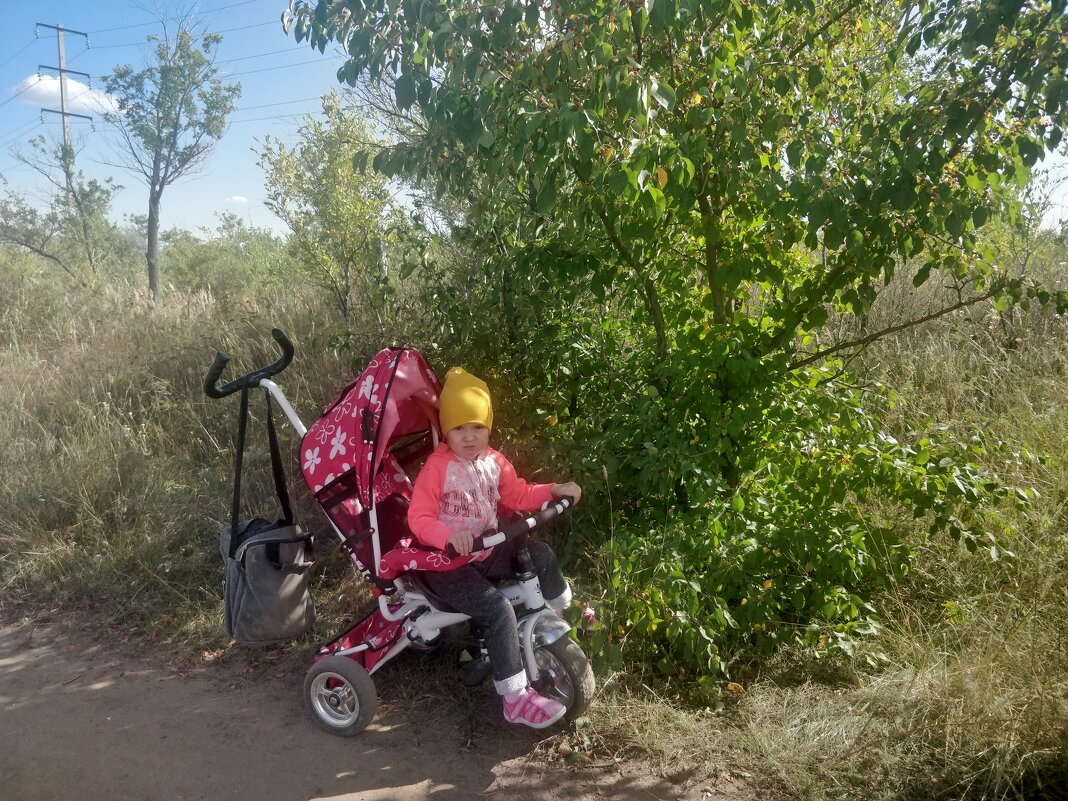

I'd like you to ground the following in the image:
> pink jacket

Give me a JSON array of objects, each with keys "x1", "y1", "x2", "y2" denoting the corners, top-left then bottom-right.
[{"x1": 407, "y1": 443, "x2": 556, "y2": 554}]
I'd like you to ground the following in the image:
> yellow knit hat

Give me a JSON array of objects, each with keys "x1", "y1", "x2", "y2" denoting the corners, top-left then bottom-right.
[{"x1": 438, "y1": 367, "x2": 493, "y2": 434}]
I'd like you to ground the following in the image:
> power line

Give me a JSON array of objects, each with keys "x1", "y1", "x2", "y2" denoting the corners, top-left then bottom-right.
[
  {"x1": 219, "y1": 45, "x2": 308, "y2": 65},
  {"x1": 0, "y1": 118, "x2": 40, "y2": 140},
  {"x1": 0, "y1": 78, "x2": 42, "y2": 111},
  {"x1": 80, "y1": 20, "x2": 279, "y2": 51},
  {"x1": 217, "y1": 19, "x2": 282, "y2": 35},
  {"x1": 0, "y1": 119, "x2": 43, "y2": 150},
  {"x1": 0, "y1": 117, "x2": 40, "y2": 140},
  {"x1": 226, "y1": 56, "x2": 340, "y2": 78},
  {"x1": 238, "y1": 95, "x2": 324, "y2": 111},
  {"x1": 86, "y1": 0, "x2": 263, "y2": 34},
  {"x1": 4, "y1": 63, "x2": 329, "y2": 120},
  {"x1": 228, "y1": 112, "x2": 311, "y2": 125},
  {"x1": 19, "y1": 50, "x2": 337, "y2": 91},
  {"x1": 0, "y1": 37, "x2": 38, "y2": 70}
]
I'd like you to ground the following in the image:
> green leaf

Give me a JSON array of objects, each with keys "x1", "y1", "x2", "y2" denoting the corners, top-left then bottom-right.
[
  {"x1": 608, "y1": 168, "x2": 630, "y2": 197},
  {"x1": 890, "y1": 178, "x2": 915, "y2": 212},
  {"x1": 646, "y1": 185, "x2": 667, "y2": 217},
  {"x1": 395, "y1": 73, "x2": 416, "y2": 110},
  {"x1": 651, "y1": 80, "x2": 676, "y2": 110},
  {"x1": 536, "y1": 181, "x2": 557, "y2": 214},
  {"x1": 807, "y1": 64, "x2": 824, "y2": 90},
  {"x1": 1017, "y1": 137, "x2": 1040, "y2": 168},
  {"x1": 945, "y1": 210, "x2": 966, "y2": 238},
  {"x1": 786, "y1": 139, "x2": 802, "y2": 167}
]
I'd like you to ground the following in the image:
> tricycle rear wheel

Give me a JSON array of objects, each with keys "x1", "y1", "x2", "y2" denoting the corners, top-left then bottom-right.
[{"x1": 304, "y1": 655, "x2": 377, "y2": 736}]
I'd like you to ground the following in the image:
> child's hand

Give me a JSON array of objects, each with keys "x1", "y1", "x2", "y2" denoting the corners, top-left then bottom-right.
[
  {"x1": 551, "y1": 482, "x2": 582, "y2": 506},
  {"x1": 447, "y1": 531, "x2": 475, "y2": 556}
]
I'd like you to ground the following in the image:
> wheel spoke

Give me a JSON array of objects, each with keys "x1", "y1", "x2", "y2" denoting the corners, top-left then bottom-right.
[
  {"x1": 304, "y1": 656, "x2": 377, "y2": 736},
  {"x1": 311, "y1": 672, "x2": 360, "y2": 725},
  {"x1": 535, "y1": 649, "x2": 575, "y2": 705}
]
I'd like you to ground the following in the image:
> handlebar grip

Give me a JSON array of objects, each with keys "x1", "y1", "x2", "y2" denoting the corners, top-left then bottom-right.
[
  {"x1": 270, "y1": 328, "x2": 294, "y2": 370},
  {"x1": 203, "y1": 351, "x2": 232, "y2": 399},
  {"x1": 442, "y1": 497, "x2": 573, "y2": 557},
  {"x1": 203, "y1": 328, "x2": 295, "y2": 399}
]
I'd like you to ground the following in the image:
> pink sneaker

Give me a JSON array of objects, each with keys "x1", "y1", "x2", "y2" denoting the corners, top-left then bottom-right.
[{"x1": 502, "y1": 687, "x2": 567, "y2": 729}]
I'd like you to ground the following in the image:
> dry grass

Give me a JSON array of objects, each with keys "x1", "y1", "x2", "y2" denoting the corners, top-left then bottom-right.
[
  {"x1": 3, "y1": 252, "x2": 1068, "y2": 800},
  {"x1": 0, "y1": 261, "x2": 382, "y2": 653}
]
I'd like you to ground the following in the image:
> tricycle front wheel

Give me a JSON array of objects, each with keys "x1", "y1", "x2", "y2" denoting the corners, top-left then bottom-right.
[{"x1": 533, "y1": 637, "x2": 595, "y2": 721}]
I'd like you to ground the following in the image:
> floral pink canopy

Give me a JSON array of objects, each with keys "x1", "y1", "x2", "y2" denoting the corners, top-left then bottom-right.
[
  {"x1": 301, "y1": 347, "x2": 441, "y2": 510},
  {"x1": 299, "y1": 347, "x2": 482, "y2": 585}
]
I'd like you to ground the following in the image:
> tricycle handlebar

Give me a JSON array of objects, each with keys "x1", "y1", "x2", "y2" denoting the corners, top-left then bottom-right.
[
  {"x1": 203, "y1": 328, "x2": 294, "y2": 399},
  {"x1": 445, "y1": 496, "x2": 574, "y2": 557}
]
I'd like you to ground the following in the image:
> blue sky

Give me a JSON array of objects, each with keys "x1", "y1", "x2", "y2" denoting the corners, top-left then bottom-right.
[{"x1": 0, "y1": 1, "x2": 344, "y2": 236}]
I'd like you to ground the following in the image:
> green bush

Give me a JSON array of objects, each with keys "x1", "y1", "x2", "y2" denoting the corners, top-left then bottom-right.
[{"x1": 406, "y1": 244, "x2": 1031, "y2": 676}]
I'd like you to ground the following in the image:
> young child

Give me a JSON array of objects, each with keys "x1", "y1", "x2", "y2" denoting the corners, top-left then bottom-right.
[{"x1": 407, "y1": 367, "x2": 582, "y2": 729}]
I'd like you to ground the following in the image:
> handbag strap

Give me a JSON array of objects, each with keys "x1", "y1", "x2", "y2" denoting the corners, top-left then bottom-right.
[
  {"x1": 227, "y1": 387, "x2": 310, "y2": 561},
  {"x1": 264, "y1": 391, "x2": 293, "y2": 525},
  {"x1": 228, "y1": 385, "x2": 251, "y2": 559}
]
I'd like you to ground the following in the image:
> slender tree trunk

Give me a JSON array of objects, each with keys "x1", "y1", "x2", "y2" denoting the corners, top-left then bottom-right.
[
  {"x1": 146, "y1": 188, "x2": 162, "y2": 303},
  {"x1": 696, "y1": 194, "x2": 729, "y2": 325}
]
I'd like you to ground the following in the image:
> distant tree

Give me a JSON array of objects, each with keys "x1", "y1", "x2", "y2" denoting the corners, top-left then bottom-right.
[
  {"x1": 0, "y1": 137, "x2": 122, "y2": 283},
  {"x1": 259, "y1": 92, "x2": 393, "y2": 322},
  {"x1": 160, "y1": 212, "x2": 291, "y2": 298},
  {"x1": 101, "y1": 23, "x2": 240, "y2": 303}
]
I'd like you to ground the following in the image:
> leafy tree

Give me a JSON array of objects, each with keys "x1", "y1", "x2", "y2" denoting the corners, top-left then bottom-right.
[
  {"x1": 159, "y1": 213, "x2": 292, "y2": 299},
  {"x1": 259, "y1": 92, "x2": 395, "y2": 323},
  {"x1": 0, "y1": 137, "x2": 123, "y2": 283},
  {"x1": 286, "y1": 0, "x2": 1068, "y2": 672},
  {"x1": 101, "y1": 24, "x2": 240, "y2": 303},
  {"x1": 288, "y1": 0, "x2": 1068, "y2": 347}
]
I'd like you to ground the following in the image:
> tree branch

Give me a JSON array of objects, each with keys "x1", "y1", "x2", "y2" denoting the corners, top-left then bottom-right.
[
  {"x1": 789, "y1": 282, "x2": 1005, "y2": 370},
  {"x1": 595, "y1": 204, "x2": 667, "y2": 361}
]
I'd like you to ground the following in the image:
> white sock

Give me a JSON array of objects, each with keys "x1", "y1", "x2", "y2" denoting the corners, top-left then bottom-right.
[
  {"x1": 494, "y1": 670, "x2": 527, "y2": 696},
  {"x1": 547, "y1": 584, "x2": 573, "y2": 611}
]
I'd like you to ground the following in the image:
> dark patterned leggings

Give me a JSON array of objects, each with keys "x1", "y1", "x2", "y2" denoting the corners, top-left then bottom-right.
[{"x1": 420, "y1": 538, "x2": 567, "y2": 691}]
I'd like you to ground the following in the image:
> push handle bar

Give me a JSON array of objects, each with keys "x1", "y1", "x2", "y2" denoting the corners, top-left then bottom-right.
[
  {"x1": 445, "y1": 496, "x2": 573, "y2": 557},
  {"x1": 204, "y1": 328, "x2": 295, "y2": 399}
]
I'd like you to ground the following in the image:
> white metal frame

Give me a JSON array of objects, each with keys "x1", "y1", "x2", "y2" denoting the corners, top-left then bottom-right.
[{"x1": 256, "y1": 377, "x2": 571, "y2": 679}]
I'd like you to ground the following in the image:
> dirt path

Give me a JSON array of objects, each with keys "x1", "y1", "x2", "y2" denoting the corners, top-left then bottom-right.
[{"x1": 0, "y1": 617, "x2": 735, "y2": 801}]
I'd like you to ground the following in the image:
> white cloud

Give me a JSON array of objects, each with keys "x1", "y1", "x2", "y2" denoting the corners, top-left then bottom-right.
[
  {"x1": 228, "y1": 195, "x2": 248, "y2": 204},
  {"x1": 11, "y1": 74, "x2": 119, "y2": 116}
]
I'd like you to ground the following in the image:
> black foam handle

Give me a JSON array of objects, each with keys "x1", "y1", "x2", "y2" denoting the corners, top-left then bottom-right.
[{"x1": 204, "y1": 328, "x2": 295, "y2": 398}]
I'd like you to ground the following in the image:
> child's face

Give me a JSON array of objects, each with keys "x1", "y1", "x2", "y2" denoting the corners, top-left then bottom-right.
[{"x1": 446, "y1": 423, "x2": 490, "y2": 460}]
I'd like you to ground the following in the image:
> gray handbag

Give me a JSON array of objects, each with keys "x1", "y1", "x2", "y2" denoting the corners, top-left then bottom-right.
[{"x1": 219, "y1": 388, "x2": 315, "y2": 646}]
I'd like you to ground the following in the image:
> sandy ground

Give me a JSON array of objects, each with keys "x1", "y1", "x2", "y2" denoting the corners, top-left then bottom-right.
[{"x1": 0, "y1": 616, "x2": 748, "y2": 801}]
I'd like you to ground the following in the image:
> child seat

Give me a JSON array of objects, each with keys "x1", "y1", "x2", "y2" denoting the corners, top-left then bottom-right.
[{"x1": 299, "y1": 348, "x2": 482, "y2": 588}]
